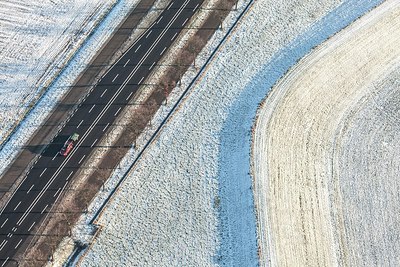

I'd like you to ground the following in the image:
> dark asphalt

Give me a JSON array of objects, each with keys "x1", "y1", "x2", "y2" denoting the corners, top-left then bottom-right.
[{"x1": 0, "y1": 0, "x2": 203, "y2": 265}]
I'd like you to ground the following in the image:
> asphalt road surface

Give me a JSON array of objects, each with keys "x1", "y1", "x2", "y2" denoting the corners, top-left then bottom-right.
[{"x1": 0, "y1": 0, "x2": 203, "y2": 265}]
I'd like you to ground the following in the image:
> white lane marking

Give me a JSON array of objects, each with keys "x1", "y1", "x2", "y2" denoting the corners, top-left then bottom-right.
[
  {"x1": 171, "y1": 32, "x2": 178, "y2": 41},
  {"x1": 89, "y1": 104, "x2": 96, "y2": 113},
  {"x1": 27, "y1": 184, "x2": 34, "y2": 194},
  {"x1": 139, "y1": 77, "x2": 144, "y2": 84},
  {"x1": 193, "y1": 3, "x2": 200, "y2": 12},
  {"x1": 77, "y1": 119, "x2": 84, "y2": 129},
  {"x1": 6, "y1": 233, "x2": 12, "y2": 238},
  {"x1": 28, "y1": 221, "x2": 36, "y2": 231},
  {"x1": 167, "y1": 1, "x2": 173, "y2": 10},
  {"x1": 114, "y1": 107, "x2": 122, "y2": 116},
  {"x1": 182, "y1": 17, "x2": 189, "y2": 27},
  {"x1": 103, "y1": 123, "x2": 110, "y2": 132},
  {"x1": 145, "y1": 30, "x2": 152, "y2": 39},
  {"x1": 14, "y1": 0, "x2": 192, "y2": 228},
  {"x1": 41, "y1": 204, "x2": 48, "y2": 214},
  {"x1": 126, "y1": 92, "x2": 133, "y2": 101},
  {"x1": 149, "y1": 62, "x2": 156, "y2": 70},
  {"x1": 1, "y1": 218, "x2": 8, "y2": 228},
  {"x1": 160, "y1": 47, "x2": 167, "y2": 55},
  {"x1": 66, "y1": 171, "x2": 74, "y2": 181},
  {"x1": 157, "y1": 15, "x2": 163, "y2": 24},
  {"x1": 14, "y1": 201, "x2": 21, "y2": 211},
  {"x1": 91, "y1": 139, "x2": 98, "y2": 148},
  {"x1": 135, "y1": 44, "x2": 141, "y2": 53},
  {"x1": 53, "y1": 188, "x2": 61, "y2": 198},
  {"x1": 52, "y1": 153, "x2": 58, "y2": 161},
  {"x1": 39, "y1": 168, "x2": 47, "y2": 177},
  {"x1": 123, "y1": 59, "x2": 130, "y2": 67},
  {"x1": 1, "y1": 256, "x2": 8, "y2": 266},
  {"x1": 0, "y1": 240, "x2": 6, "y2": 251},
  {"x1": 78, "y1": 155, "x2": 86, "y2": 164},
  {"x1": 15, "y1": 239, "x2": 22, "y2": 249},
  {"x1": 100, "y1": 89, "x2": 108, "y2": 98},
  {"x1": 11, "y1": 227, "x2": 17, "y2": 232},
  {"x1": 112, "y1": 74, "x2": 119, "y2": 83}
]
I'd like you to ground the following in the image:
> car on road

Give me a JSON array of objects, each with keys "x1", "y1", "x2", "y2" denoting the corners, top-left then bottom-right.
[{"x1": 60, "y1": 133, "x2": 79, "y2": 156}]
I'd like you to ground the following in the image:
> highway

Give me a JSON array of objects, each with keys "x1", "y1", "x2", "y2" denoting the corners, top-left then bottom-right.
[{"x1": 0, "y1": 0, "x2": 203, "y2": 265}]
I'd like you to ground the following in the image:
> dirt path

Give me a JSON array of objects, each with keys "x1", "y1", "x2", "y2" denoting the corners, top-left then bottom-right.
[{"x1": 252, "y1": 0, "x2": 400, "y2": 266}]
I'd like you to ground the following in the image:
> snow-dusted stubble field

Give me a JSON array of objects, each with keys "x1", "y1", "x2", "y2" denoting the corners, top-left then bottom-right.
[
  {"x1": 77, "y1": 0, "x2": 396, "y2": 266},
  {"x1": 253, "y1": 0, "x2": 400, "y2": 266},
  {"x1": 0, "y1": 0, "x2": 116, "y2": 143}
]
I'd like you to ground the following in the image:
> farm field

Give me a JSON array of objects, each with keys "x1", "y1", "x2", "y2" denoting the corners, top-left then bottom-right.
[{"x1": 252, "y1": 0, "x2": 400, "y2": 265}]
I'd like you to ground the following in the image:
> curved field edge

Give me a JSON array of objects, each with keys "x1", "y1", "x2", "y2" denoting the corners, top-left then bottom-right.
[{"x1": 252, "y1": 0, "x2": 400, "y2": 266}]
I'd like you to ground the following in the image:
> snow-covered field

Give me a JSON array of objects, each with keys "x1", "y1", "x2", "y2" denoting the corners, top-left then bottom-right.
[
  {"x1": 253, "y1": 0, "x2": 400, "y2": 265},
  {"x1": 0, "y1": 0, "x2": 116, "y2": 144},
  {"x1": 76, "y1": 0, "x2": 385, "y2": 266}
]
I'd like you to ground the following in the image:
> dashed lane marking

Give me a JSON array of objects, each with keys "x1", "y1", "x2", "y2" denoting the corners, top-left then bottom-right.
[
  {"x1": 193, "y1": 3, "x2": 200, "y2": 11},
  {"x1": 135, "y1": 44, "x2": 141, "y2": 53},
  {"x1": 114, "y1": 107, "x2": 121, "y2": 116},
  {"x1": 123, "y1": 59, "x2": 130, "y2": 67},
  {"x1": 126, "y1": 92, "x2": 133, "y2": 101},
  {"x1": 112, "y1": 74, "x2": 119, "y2": 83},
  {"x1": 28, "y1": 221, "x2": 36, "y2": 231},
  {"x1": 146, "y1": 30, "x2": 152, "y2": 39},
  {"x1": 78, "y1": 155, "x2": 86, "y2": 165},
  {"x1": 77, "y1": 119, "x2": 84, "y2": 129},
  {"x1": 0, "y1": 218, "x2": 8, "y2": 228},
  {"x1": 66, "y1": 171, "x2": 74, "y2": 181},
  {"x1": 14, "y1": 201, "x2": 21, "y2": 211},
  {"x1": 53, "y1": 188, "x2": 61, "y2": 198},
  {"x1": 171, "y1": 32, "x2": 178, "y2": 41},
  {"x1": 182, "y1": 17, "x2": 189, "y2": 26},
  {"x1": 27, "y1": 184, "x2": 34, "y2": 194},
  {"x1": 157, "y1": 15, "x2": 163, "y2": 24},
  {"x1": 41, "y1": 204, "x2": 48, "y2": 214},
  {"x1": 100, "y1": 89, "x2": 108, "y2": 98},
  {"x1": 160, "y1": 47, "x2": 167, "y2": 55},
  {"x1": 149, "y1": 62, "x2": 156, "y2": 70},
  {"x1": 103, "y1": 123, "x2": 110, "y2": 132},
  {"x1": 91, "y1": 139, "x2": 98, "y2": 148},
  {"x1": 15, "y1": 239, "x2": 22, "y2": 249},
  {"x1": 39, "y1": 168, "x2": 47, "y2": 177},
  {"x1": 89, "y1": 104, "x2": 96, "y2": 113},
  {"x1": 139, "y1": 77, "x2": 144, "y2": 84}
]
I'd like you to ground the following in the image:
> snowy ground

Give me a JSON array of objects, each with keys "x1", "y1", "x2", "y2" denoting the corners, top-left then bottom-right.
[
  {"x1": 0, "y1": 0, "x2": 116, "y2": 144},
  {"x1": 252, "y1": 0, "x2": 400, "y2": 265},
  {"x1": 75, "y1": 0, "x2": 387, "y2": 266},
  {"x1": 0, "y1": 0, "x2": 141, "y2": 177}
]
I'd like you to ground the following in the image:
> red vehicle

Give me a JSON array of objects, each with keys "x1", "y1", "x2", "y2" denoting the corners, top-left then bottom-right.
[{"x1": 60, "y1": 133, "x2": 79, "y2": 156}]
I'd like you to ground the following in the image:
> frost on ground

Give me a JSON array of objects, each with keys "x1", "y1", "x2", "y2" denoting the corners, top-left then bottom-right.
[
  {"x1": 0, "y1": 0, "x2": 117, "y2": 144},
  {"x1": 0, "y1": 0, "x2": 140, "y2": 177},
  {"x1": 252, "y1": 0, "x2": 400, "y2": 265},
  {"x1": 76, "y1": 0, "x2": 384, "y2": 266}
]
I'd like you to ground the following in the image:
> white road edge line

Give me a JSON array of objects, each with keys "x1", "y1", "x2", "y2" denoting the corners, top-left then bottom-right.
[{"x1": 14, "y1": 0, "x2": 192, "y2": 228}]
